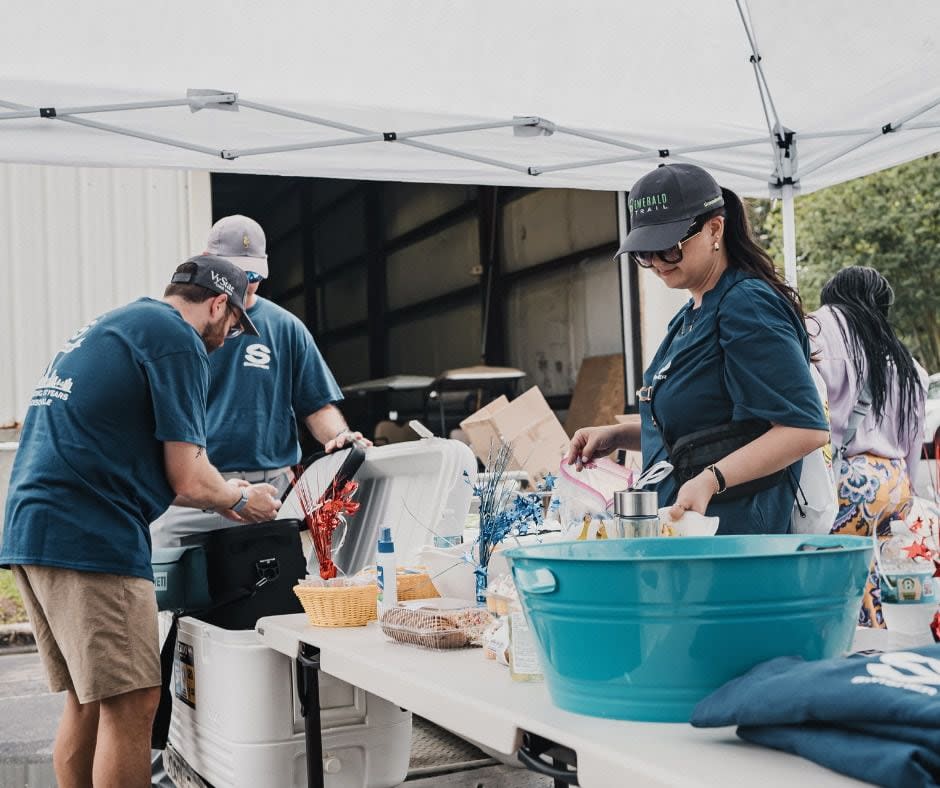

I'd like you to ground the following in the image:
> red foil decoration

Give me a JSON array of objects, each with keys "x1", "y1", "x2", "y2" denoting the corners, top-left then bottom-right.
[{"x1": 296, "y1": 478, "x2": 360, "y2": 579}]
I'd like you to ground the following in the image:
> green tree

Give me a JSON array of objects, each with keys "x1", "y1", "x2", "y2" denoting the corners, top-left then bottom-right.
[{"x1": 748, "y1": 154, "x2": 940, "y2": 371}]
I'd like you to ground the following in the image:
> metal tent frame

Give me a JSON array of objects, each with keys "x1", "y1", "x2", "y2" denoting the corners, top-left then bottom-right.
[
  {"x1": 4, "y1": 0, "x2": 940, "y2": 419},
  {"x1": 4, "y1": 84, "x2": 939, "y2": 287}
]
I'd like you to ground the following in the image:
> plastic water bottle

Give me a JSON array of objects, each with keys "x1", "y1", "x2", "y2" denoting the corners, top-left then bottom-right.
[{"x1": 377, "y1": 527, "x2": 398, "y2": 617}]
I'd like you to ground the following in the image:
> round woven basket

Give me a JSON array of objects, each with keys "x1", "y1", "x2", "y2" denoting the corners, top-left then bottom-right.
[
  {"x1": 397, "y1": 572, "x2": 441, "y2": 601},
  {"x1": 357, "y1": 567, "x2": 441, "y2": 601},
  {"x1": 293, "y1": 583, "x2": 378, "y2": 627}
]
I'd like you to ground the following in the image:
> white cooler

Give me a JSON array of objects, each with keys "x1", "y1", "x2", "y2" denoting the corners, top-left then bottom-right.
[
  {"x1": 168, "y1": 617, "x2": 412, "y2": 788},
  {"x1": 167, "y1": 437, "x2": 476, "y2": 788},
  {"x1": 280, "y1": 437, "x2": 477, "y2": 574}
]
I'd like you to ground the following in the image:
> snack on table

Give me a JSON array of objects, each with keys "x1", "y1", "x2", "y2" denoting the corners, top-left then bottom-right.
[
  {"x1": 484, "y1": 574, "x2": 521, "y2": 616},
  {"x1": 482, "y1": 617, "x2": 510, "y2": 664},
  {"x1": 450, "y1": 607, "x2": 494, "y2": 646},
  {"x1": 380, "y1": 599, "x2": 494, "y2": 650}
]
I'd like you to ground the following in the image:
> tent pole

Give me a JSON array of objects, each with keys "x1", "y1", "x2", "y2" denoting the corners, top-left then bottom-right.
[
  {"x1": 799, "y1": 93, "x2": 940, "y2": 179},
  {"x1": 781, "y1": 184, "x2": 798, "y2": 288},
  {"x1": 617, "y1": 192, "x2": 640, "y2": 410},
  {"x1": 533, "y1": 148, "x2": 767, "y2": 183},
  {"x1": 0, "y1": 95, "x2": 236, "y2": 121},
  {"x1": 225, "y1": 134, "x2": 383, "y2": 159}
]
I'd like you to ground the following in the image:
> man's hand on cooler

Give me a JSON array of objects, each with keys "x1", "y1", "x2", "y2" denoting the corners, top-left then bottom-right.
[{"x1": 324, "y1": 429, "x2": 372, "y2": 453}]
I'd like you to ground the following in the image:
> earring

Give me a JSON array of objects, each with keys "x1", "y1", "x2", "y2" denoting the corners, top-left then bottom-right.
[{"x1": 713, "y1": 241, "x2": 720, "y2": 251}]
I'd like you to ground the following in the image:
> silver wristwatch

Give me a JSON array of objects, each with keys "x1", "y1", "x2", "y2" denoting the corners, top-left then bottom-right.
[{"x1": 231, "y1": 487, "x2": 250, "y2": 513}]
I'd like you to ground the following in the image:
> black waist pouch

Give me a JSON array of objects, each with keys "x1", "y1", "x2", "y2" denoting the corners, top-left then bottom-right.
[{"x1": 668, "y1": 419, "x2": 785, "y2": 500}]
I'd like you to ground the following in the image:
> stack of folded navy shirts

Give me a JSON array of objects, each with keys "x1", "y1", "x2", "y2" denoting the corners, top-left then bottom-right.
[{"x1": 691, "y1": 645, "x2": 940, "y2": 788}]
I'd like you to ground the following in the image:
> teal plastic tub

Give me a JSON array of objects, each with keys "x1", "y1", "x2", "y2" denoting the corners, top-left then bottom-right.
[{"x1": 503, "y1": 535, "x2": 871, "y2": 722}]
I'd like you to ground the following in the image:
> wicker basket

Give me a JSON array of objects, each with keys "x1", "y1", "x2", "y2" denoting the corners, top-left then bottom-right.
[
  {"x1": 397, "y1": 572, "x2": 441, "y2": 601},
  {"x1": 357, "y1": 567, "x2": 441, "y2": 601},
  {"x1": 293, "y1": 583, "x2": 378, "y2": 627}
]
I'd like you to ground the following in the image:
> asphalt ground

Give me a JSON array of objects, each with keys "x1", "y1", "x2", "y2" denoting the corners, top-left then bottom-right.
[{"x1": 0, "y1": 645, "x2": 549, "y2": 788}]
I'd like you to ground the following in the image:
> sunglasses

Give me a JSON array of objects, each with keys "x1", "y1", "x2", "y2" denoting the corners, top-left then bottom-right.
[
  {"x1": 630, "y1": 218, "x2": 705, "y2": 269},
  {"x1": 245, "y1": 271, "x2": 265, "y2": 284},
  {"x1": 225, "y1": 305, "x2": 245, "y2": 339}
]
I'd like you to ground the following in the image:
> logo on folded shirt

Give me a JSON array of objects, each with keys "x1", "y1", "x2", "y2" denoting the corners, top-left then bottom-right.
[{"x1": 851, "y1": 651, "x2": 940, "y2": 696}]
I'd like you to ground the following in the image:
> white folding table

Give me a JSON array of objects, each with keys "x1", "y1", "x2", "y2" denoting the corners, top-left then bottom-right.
[{"x1": 255, "y1": 614, "x2": 867, "y2": 788}]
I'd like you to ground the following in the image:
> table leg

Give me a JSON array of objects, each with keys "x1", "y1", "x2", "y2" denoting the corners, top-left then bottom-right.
[
  {"x1": 517, "y1": 731, "x2": 579, "y2": 787},
  {"x1": 296, "y1": 643, "x2": 325, "y2": 788}
]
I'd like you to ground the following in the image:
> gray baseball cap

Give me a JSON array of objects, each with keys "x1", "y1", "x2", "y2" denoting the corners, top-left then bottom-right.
[
  {"x1": 170, "y1": 255, "x2": 260, "y2": 336},
  {"x1": 205, "y1": 214, "x2": 269, "y2": 278},
  {"x1": 616, "y1": 163, "x2": 724, "y2": 257}
]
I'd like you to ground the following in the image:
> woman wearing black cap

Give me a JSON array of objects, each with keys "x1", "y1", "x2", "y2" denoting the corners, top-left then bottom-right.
[{"x1": 566, "y1": 163, "x2": 829, "y2": 533}]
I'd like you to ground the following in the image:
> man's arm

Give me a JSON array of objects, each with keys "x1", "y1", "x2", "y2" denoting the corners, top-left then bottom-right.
[
  {"x1": 304, "y1": 404, "x2": 372, "y2": 452},
  {"x1": 164, "y1": 442, "x2": 280, "y2": 522}
]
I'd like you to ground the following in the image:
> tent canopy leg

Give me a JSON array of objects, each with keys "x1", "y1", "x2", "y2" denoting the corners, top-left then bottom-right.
[{"x1": 781, "y1": 184, "x2": 797, "y2": 288}]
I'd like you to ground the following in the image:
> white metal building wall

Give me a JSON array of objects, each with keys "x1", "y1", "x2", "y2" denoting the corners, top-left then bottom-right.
[{"x1": 0, "y1": 164, "x2": 212, "y2": 424}]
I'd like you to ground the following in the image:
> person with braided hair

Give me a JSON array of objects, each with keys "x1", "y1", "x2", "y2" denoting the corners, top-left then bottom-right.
[{"x1": 809, "y1": 266, "x2": 928, "y2": 628}]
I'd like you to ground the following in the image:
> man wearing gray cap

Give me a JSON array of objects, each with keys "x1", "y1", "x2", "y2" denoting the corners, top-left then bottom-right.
[
  {"x1": 151, "y1": 217, "x2": 367, "y2": 786},
  {"x1": 151, "y1": 216, "x2": 366, "y2": 552},
  {"x1": 1, "y1": 255, "x2": 281, "y2": 788}
]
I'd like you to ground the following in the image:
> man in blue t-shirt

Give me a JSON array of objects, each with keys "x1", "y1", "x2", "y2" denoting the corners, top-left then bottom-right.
[
  {"x1": 151, "y1": 215, "x2": 369, "y2": 548},
  {"x1": 0, "y1": 255, "x2": 281, "y2": 788}
]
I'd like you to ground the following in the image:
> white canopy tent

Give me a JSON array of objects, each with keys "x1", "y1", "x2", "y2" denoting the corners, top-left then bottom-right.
[
  {"x1": 3, "y1": 0, "x2": 940, "y2": 359},
  {"x1": 4, "y1": 0, "x2": 940, "y2": 289}
]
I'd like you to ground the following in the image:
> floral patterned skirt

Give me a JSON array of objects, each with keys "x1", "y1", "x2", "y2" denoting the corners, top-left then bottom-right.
[{"x1": 830, "y1": 453, "x2": 914, "y2": 628}]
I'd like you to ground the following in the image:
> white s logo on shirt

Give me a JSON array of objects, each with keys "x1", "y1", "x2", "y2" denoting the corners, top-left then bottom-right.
[{"x1": 243, "y1": 343, "x2": 272, "y2": 370}]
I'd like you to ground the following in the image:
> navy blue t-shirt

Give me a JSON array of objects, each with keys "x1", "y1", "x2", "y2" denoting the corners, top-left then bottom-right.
[
  {"x1": 204, "y1": 296, "x2": 342, "y2": 471},
  {"x1": 640, "y1": 268, "x2": 828, "y2": 533},
  {"x1": 0, "y1": 299, "x2": 209, "y2": 581},
  {"x1": 691, "y1": 646, "x2": 940, "y2": 787}
]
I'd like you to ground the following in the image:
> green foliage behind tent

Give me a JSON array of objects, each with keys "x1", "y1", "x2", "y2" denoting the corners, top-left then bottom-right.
[{"x1": 748, "y1": 154, "x2": 940, "y2": 371}]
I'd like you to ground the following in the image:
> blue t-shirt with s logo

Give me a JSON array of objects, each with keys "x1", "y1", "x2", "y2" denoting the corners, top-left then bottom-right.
[{"x1": 204, "y1": 296, "x2": 342, "y2": 471}]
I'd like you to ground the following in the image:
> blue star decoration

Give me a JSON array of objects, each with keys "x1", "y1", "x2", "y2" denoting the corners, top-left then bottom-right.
[{"x1": 465, "y1": 464, "x2": 562, "y2": 603}]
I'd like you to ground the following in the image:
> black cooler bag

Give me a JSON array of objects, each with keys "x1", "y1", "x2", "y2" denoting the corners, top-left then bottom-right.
[{"x1": 186, "y1": 518, "x2": 307, "y2": 630}]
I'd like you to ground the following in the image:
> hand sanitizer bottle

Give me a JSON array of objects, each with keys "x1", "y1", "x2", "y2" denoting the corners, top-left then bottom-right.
[{"x1": 377, "y1": 527, "x2": 398, "y2": 617}]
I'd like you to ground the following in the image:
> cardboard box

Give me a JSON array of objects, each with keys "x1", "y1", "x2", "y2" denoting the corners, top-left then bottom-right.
[
  {"x1": 460, "y1": 386, "x2": 570, "y2": 483},
  {"x1": 565, "y1": 354, "x2": 625, "y2": 436}
]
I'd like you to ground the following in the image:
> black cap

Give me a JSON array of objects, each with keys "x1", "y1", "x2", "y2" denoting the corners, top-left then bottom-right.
[
  {"x1": 170, "y1": 255, "x2": 259, "y2": 336},
  {"x1": 616, "y1": 163, "x2": 724, "y2": 256}
]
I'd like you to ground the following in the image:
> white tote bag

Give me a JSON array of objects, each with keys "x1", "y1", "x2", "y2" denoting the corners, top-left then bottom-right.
[{"x1": 791, "y1": 365, "x2": 840, "y2": 535}]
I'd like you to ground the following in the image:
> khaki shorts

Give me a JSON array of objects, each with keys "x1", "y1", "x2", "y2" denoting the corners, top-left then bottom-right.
[{"x1": 13, "y1": 565, "x2": 161, "y2": 704}]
